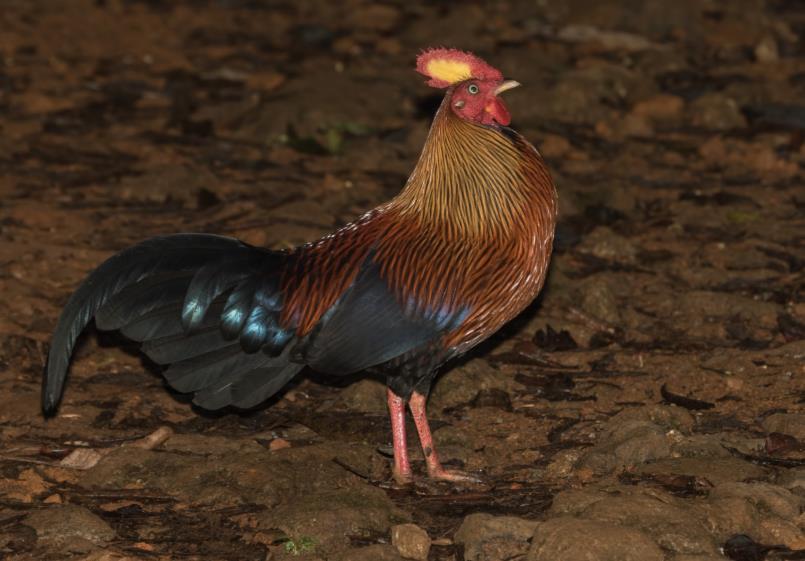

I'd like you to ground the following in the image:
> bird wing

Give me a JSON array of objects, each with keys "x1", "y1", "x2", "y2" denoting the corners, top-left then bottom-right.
[{"x1": 300, "y1": 254, "x2": 469, "y2": 375}]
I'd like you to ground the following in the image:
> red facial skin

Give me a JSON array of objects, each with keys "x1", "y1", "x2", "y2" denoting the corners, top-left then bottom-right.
[{"x1": 449, "y1": 80, "x2": 511, "y2": 127}]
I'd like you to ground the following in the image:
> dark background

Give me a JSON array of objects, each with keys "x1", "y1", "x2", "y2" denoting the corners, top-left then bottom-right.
[{"x1": 0, "y1": 1, "x2": 803, "y2": 560}]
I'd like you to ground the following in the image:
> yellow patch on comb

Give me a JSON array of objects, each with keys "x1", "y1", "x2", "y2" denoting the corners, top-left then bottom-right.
[
  {"x1": 416, "y1": 48, "x2": 503, "y2": 89},
  {"x1": 426, "y1": 59, "x2": 472, "y2": 86}
]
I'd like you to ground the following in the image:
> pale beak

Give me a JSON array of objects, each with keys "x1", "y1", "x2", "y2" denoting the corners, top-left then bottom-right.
[{"x1": 494, "y1": 80, "x2": 521, "y2": 96}]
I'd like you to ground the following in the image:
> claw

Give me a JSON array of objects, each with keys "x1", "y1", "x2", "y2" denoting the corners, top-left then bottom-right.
[{"x1": 428, "y1": 468, "x2": 482, "y2": 484}]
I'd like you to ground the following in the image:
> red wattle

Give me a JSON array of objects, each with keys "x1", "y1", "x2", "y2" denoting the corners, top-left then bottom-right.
[{"x1": 488, "y1": 98, "x2": 511, "y2": 126}]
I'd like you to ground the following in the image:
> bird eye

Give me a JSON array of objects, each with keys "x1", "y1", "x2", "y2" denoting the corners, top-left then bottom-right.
[{"x1": 468, "y1": 84, "x2": 479, "y2": 95}]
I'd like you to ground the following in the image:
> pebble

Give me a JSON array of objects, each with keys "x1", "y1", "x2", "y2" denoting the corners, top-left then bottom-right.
[
  {"x1": 688, "y1": 93, "x2": 747, "y2": 131},
  {"x1": 754, "y1": 36, "x2": 779, "y2": 63},
  {"x1": 632, "y1": 94, "x2": 684, "y2": 122},
  {"x1": 391, "y1": 523, "x2": 431, "y2": 561}
]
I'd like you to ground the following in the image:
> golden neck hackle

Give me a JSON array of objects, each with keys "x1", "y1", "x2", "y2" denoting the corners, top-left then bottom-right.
[{"x1": 391, "y1": 95, "x2": 552, "y2": 241}]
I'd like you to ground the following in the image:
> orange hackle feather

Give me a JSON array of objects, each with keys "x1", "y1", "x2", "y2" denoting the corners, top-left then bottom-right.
[{"x1": 280, "y1": 68, "x2": 557, "y2": 353}]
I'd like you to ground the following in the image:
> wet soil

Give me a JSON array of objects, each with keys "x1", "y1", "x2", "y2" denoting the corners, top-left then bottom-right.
[{"x1": 1, "y1": 1, "x2": 804, "y2": 560}]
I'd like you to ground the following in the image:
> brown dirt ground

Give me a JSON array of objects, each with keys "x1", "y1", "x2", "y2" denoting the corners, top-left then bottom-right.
[{"x1": 0, "y1": 1, "x2": 804, "y2": 560}]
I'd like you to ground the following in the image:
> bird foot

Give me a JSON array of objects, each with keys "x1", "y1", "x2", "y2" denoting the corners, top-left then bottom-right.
[
  {"x1": 428, "y1": 467, "x2": 482, "y2": 484},
  {"x1": 392, "y1": 468, "x2": 414, "y2": 486}
]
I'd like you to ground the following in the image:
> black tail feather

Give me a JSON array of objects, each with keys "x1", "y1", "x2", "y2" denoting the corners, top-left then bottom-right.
[{"x1": 42, "y1": 234, "x2": 293, "y2": 415}]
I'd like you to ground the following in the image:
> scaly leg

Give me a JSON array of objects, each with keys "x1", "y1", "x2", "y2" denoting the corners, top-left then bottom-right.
[
  {"x1": 409, "y1": 391, "x2": 479, "y2": 482},
  {"x1": 386, "y1": 388, "x2": 412, "y2": 484}
]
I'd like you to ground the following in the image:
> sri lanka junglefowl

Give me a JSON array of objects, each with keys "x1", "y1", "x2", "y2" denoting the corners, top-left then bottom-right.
[{"x1": 42, "y1": 48, "x2": 557, "y2": 484}]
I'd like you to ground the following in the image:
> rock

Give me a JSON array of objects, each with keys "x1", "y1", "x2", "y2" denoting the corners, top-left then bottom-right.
[
  {"x1": 60, "y1": 448, "x2": 104, "y2": 470},
  {"x1": 619, "y1": 112, "x2": 654, "y2": 137},
  {"x1": 455, "y1": 513, "x2": 538, "y2": 561},
  {"x1": 544, "y1": 448, "x2": 585, "y2": 479},
  {"x1": 391, "y1": 524, "x2": 430, "y2": 561},
  {"x1": 761, "y1": 412, "x2": 805, "y2": 440},
  {"x1": 576, "y1": 226, "x2": 638, "y2": 264},
  {"x1": 338, "y1": 544, "x2": 406, "y2": 561},
  {"x1": 754, "y1": 36, "x2": 779, "y2": 63},
  {"x1": 528, "y1": 63, "x2": 655, "y2": 125},
  {"x1": 579, "y1": 406, "x2": 694, "y2": 473},
  {"x1": 688, "y1": 93, "x2": 747, "y2": 131},
  {"x1": 331, "y1": 378, "x2": 387, "y2": 413},
  {"x1": 704, "y1": 496, "x2": 759, "y2": 539},
  {"x1": 778, "y1": 468, "x2": 805, "y2": 492},
  {"x1": 116, "y1": 164, "x2": 218, "y2": 204},
  {"x1": 583, "y1": 491, "x2": 717, "y2": 554},
  {"x1": 698, "y1": 136, "x2": 799, "y2": 177},
  {"x1": 256, "y1": 485, "x2": 408, "y2": 557},
  {"x1": 580, "y1": 421, "x2": 672, "y2": 473},
  {"x1": 26, "y1": 505, "x2": 116, "y2": 547},
  {"x1": 575, "y1": 275, "x2": 621, "y2": 326},
  {"x1": 528, "y1": 517, "x2": 664, "y2": 561},
  {"x1": 757, "y1": 518, "x2": 805, "y2": 549},
  {"x1": 708, "y1": 482, "x2": 801, "y2": 521},
  {"x1": 636, "y1": 457, "x2": 767, "y2": 486},
  {"x1": 430, "y1": 359, "x2": 517, "y2": 411},
  {"x1": 632, "y1": 94, "x2": 685, "y2": 123},
  {"x1": 550, "y1": 485, "x2": 719, "y2": 555}
]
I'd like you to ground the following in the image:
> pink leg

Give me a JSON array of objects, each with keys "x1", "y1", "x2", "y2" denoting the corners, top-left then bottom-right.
[
  {"x1": 387, "y1": 388, "x2": 412, "y2": 484},
  {"x1": 409, "y1": 391, "x2": 479, "y2": 482}
]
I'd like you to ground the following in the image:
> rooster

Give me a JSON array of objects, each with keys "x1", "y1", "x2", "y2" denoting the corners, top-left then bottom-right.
[{"x1": 43, "y1": 48, "x2": 557, "y2": 483}]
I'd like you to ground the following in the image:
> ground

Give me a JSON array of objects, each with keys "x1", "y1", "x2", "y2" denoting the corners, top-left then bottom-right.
[{"x1": 0, "y1": 1, "x2": 804, "y2": 560}]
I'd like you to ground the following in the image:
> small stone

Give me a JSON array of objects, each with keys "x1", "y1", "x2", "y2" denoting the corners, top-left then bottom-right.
[
  {"x1": 269, "y1": 438, "x2": 291, "y2": 451},
  {"x1": 544, "y1": 449, "x2": 584, "y2": 479},
  {"x1": 391, "y1": 523, "x2": 430, "y2": 561},
  {"x1": 43, "y1": 494, "x2": 62, "y2": 504},
  {"x1": 755, "y1": 36, "x2": 779, "y2": 63},
  {"x1": 247, "y1": 72, "x2": 285, "y2": 92},
  {"x1": 689, "y1": 93, "x2": 747, "y2": 131},
  {"x1": 60, "y1": 448, "x2": 104, "y2": 470},
  {"x1": 577, "y1": 226, "x2": 638, "y2": 264},
  {"x1": 620, "y1": 113, "x2": 654, "y2": 137},
  {"x1": 632, "y1": 94, "x2": 684, "y2": 122}
]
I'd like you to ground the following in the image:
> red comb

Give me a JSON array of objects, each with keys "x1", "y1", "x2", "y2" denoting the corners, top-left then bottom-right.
[{"x1": 415, "y1": 48, "x2": 503, "y2": 88}]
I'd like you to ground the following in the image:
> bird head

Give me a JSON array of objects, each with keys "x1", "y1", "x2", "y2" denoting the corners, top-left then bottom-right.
[{"x1": 416, "y1": 48, "x2": 520, "y2": 127}]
